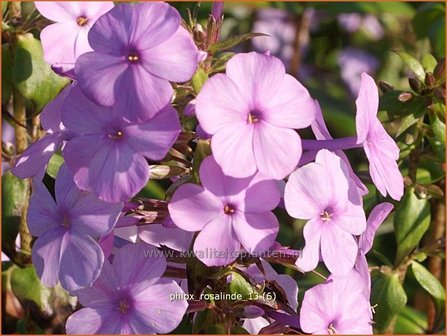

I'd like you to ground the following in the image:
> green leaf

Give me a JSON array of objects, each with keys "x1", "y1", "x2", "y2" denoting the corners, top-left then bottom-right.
[
  {"x1": 393, "y1": 51, "x2": 426, "y2": 82},
  {"x1": 421, "y1": 54, "x2": 438, "y2": 73},
  {"x1": 2, "y1": 172, "x2": 28, "y2": 257},
  {"x1": 191, "y1": 67, "x2": 208, "y2": 94},
  {"x1": 394, "y1": 188, "x2": 431, "y2": 265},
  {"x1": 12, "y1": 33, "x2": 69, "y2": 112},
  {"x1": 211, "y1": 52, "x2": 235, "y2": 73},
  {"x1": 430, "y1": 112, "x2": 446, "y2": 146},
  {"x1": 10, "y1": 266, "x2": 49, "y2": 310},
  {"x1": 208, "y1": 32, "x2": 268, "y2": 53},
  {"x1": 191, "y1": 139, "x2": 211, "y2": 184},
  {"x1": 2, "y1": 44, "x2": 12, "y2": 104},
  {"x1": 371, "y1": 270, "x2": 407, "y2": 333},
  {"x1": 394, "y1": 306, "x2": 428, "y2": 334},
  {"x1": 228, "y1": 271, "x2": 255, "y2": 300},
  {"x1": 429, "y1": 18, "x2": 446, "y2": 58},
  {"x1": 411, "y1": 261, "x2": 445, "y2": 301},
  {"x1": 412, "y1": 3, "x2": 445, "y2": 39},
  {"x1": 46, "y1": 152, "x2": 64, "y2": 179}
]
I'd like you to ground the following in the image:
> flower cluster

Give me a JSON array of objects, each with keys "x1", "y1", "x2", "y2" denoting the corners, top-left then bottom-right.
[{"x1": 12, "y1": 1, "x2": 404, "y2": 334}]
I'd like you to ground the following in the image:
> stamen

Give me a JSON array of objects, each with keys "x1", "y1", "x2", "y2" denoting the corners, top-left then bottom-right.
[
  {"x1": 224, "y1": 204, "x2": 235, "y2": 214},
  {"x1": 119, "y1": 299, "x2": 129, "y2": 313},
  {"x1": 320, "y1": 209, "x2": 333, "y2": 222},
  {"x1": 247, "y1": 112, "x2": 259, "y2": 124},
  {"x1": 108, "y1": 131, "x2": 123, "y2": 140},
  {"x1": 328, "y1": 323, "x2": 338, "y2": 334},
  {"x1": 128, "y1": 54, "x2": 139, "y2": 63},
  {"x1": 62, "y1": 216, "x2": 70, "y2": 228},
  {"x1": 76, "y1": 16, "x2": 88, "y2": 26}
]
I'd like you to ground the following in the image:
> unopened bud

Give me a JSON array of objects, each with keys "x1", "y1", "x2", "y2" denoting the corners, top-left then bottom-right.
[
  {"x1": 193, "y1": 23, "x2": 207, "y2": 43},
  {"x1": 378, "y1": 81, "x2": 394, "y2": 93},
  {"x1": 408, "y1": 77, "x2": 421, "y2": 93},
  {"x1": 398, "y1": 92, "x2": 413, "y2": 102},
  {"x1": 425, "y1": 72, "x2": 436, "y2": 88},
  {"x1": 433, "y1": 87, "x2": 445, "y2": 101},
  {"x1": 434, "y1": 58, "x2": 445, "y2": 80}
]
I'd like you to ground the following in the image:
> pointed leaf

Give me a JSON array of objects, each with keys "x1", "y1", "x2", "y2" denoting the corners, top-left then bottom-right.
[{"x1": 208, "y1": 33, "x2": 268, "y2": 53}]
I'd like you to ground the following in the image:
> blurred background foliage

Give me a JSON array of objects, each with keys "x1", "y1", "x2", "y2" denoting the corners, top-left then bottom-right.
[{"x1": 1, "y1": 1, "x2": 445, "y2": 334}]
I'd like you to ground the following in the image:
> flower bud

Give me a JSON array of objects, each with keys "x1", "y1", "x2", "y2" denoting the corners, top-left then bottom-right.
[
  {"x1": 433, "y1": 87, "x2": 445, "y2": 101},
  {"x1": 434, "y1": 58, "x2": 445, "y2": 80},
  {"x1": 408, "y1": 77, "x2": 421, "y2": 93},
  {"x1": 425, "y1": 72, "x2": 436, "y2": 88},
  {"x1": 398, "y1": 92, "x2": 413, "y2": 102},
  {"x1": 378, "y1": 80, "x2": 394, "y2": 93}
]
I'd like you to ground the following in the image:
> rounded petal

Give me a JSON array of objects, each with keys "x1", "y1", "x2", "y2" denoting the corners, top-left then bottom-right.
[
  {"x1": 276, "y1": 274, "x2": 299, "y2": 311},
  {"x1": 35, "y1": 2, "x2": 80, "y2": 22},
  {"x1": 59, "y1": 231, "x2": 104, "y2": 292},
  {"x1": 320, "y1": 224, "x2": 357, "y2": 275},
  {"x1": 66, "y1": 307, "x2": 124, "y2": 334},
  {"x1": 140, "y1": 27, "x2": 198, "y2": 82},
  {"x1": 196, "y1": 74, "x2": 249, "y2": 134},
  {"x1": 139, "y1": 224, "x2": 194, "y2": 252},
  {"x1": 226, "y1": 52, "x2": 285, "y2": 106},
  {"x1": 211, "y1": 123, "x2": 257, "y2": 178},
  {"x1": 359, "y1": 202, "x2": 393, "y2": 252},
  {"x1": 168, "y1": 183, "x2": 223, "y2": 232},
  {"x1": 12, "y1": 134, "x2": 62, "y2": 179},
  {"x1": 75, "y1": 52, "x2": 128, "y2": 107},
  {"x1": 295, "y1": 218, "x2": 322, "y2": 272},
  {"x1": 130, "y1": 278, "x2": 188, "y2": 334},
  {"x1": 244, "y1": 178, "x2": 281, "y2": 212},
  {"x1": 262, "y1": 74, "x2": 316, "y2": 129},
  {"x1": 76, "y1": 2, "x2": 114, "y2": 19},
  {"x1": 63, "y1": 136, "x2": 149, "y2": 203},
  {"x1": 193, "y1": 214, "x2": 240, "y2": 266},
  {"x1": 113, "y1": 243, "x2": 166, "y2": 289},
  {"x1": 300, "y1": 284, "x2": 332, "y2": 333},
  {"x1": 243, "y1": 317, "x2": 270, "y2": 335},
  {"x1": 285, "y1": 163, "x2": 330, "y2": 220},
  {"x1": 355, "y1": 73, "x2": 379, "y2": 144},
  {"x1": 233, "y1": 211, "x2": 278, "y2": 254},
  {"x1": 253, "y1": 122, "x2": 301, "y2": 180},
  {"x1": 333, "y1": 201, "x2": 367, "y2": 236},
  {"x1": 124, "y1": 104, "x2": 180, "y2": 160},
  {"x1": 32, "y1": 227, "x2": 65, "y2": 287},
  {"x1": 40, "y1": 84, "x2": 72, "y2": 133}
]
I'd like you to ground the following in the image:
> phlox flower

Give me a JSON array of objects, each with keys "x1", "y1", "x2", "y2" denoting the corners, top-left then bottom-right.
[
  {"x1": 28, "y1": 165, "x2": 122, "y2": 292},
  {"x1": 75, "y1": 2, "x2": 198, "y2": 122},
  {"x1": 300, "y1": 271, "x2": 373, "y2": 334},
  {"x1": 196, "y1": 52, "x2": 316, "y2": 180},
  {"x1": 61, "y1": 86, "x2": 180, "y2": 203},
  {"x1": 66, "y1": 243, "x2": 187, "y2": 334},
  {"x1": 168, "y1": 156, "x2": 280, "y2": 266},
  {"x1": 12, "y1": 85, "x2": 74, "y2": 179},
  {"x1": 35, "y1": 2, "x2": 114, "y2": 74},
  {"x1": 284, "y1": 149, "x2": 366, "y2": 275},
  {"x1": 356, "y1": 73, "x2": 404, "y2": 200}
]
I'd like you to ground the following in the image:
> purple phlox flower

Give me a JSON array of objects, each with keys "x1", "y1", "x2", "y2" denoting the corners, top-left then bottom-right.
[
  {"x1": 243, "y1": 317, "x2": 270, "y2": 335},
  {"x1": 168, "y1": 155, "x2": 280, "y2": 266},
  {"x1": 337, "y1": 13, "x2": 384, "y2": 40},
  {"x1": 139, "y1": 219, "x2": 194, "y2": 252},
  {"x1": 75, "y1": 2, "x2": 198, "y2": 122},
  {"x1": 184, "y1": 99, "x2": 197, "y2": 117},
  {"x1": 35, "y1": 1, "x2": 114, "y2": 74},
  {"x1": 300, "y1": 271, "x2": 373, "y2": 334},
  {"x1": 337, "y1": 13, "x2": 363, "y2": 32},
  {"x1": 12, "y1": 84, "x2": 75, "y2": 179},
  {"x1": 65, "y1": 242, "x2": 187, "y2": 334},
  {"x1": 28, "y1": 164, "x2": 122, "y2": 292},
  {"x1": 98, "y1": 231, "x2": 115, "y2": 260},
  {"x1": 2, "y1": 119, "x2": 15, "y2": 174},
  {"x1": 284, "y1": 149, "x2": 366, "y2": 276},
  {"x1": 196, "y1": 52, "x2": 316, "y2": 180},
  {"x1": 356, "y1": 73, "x2": 404, "y2": 200},
  {"x1": 355, "y1": 202, "x2": 393, "y2": 301},
  {"x1": 61, "y1": 85, "x2": 180, "y2": 203},
  {"x1": 338, "y1": 48, "x2": 379, "y2": 96},
  {"x1": 310, "y1": 99, "x2": 368, "y2": 196}
]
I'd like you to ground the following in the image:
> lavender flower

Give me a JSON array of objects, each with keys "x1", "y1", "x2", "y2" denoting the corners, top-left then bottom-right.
[
  {"x1": 196, "y1": 52, "x2": 316, "y2": 180},
  {"x1": 168, "y1": 156, "x2": 280, "y2": 266},
  {"x1": 28, "y1": 165, "x2": 122, "y2": 292},
  {"x1": 61, "y1": 86, "x2": 180, "y2": 203},
  {"x1": 300, "y1": 272, "x2": 373, "y2": 334},
  {"x1": 66, "y1": 243, "x2": 187, "y2": 334},
  {"x1": 75, "y1": 2, "x2": 198, "y2": 122},
  {"x1": 284, "y1": 149, "x2": 366, "y2": 275},
  {"x1": 35, "y1": 1, "x2": 114, "y2": 74},
  {"x1": 356, "y1": 73, "x2": 404, "y2": 200}
]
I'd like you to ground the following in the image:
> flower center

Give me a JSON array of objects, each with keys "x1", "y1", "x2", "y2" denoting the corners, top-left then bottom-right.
[
  {"x1": 247, "y1": 109, "x2": 261, "y2": 124},
  {"x1": 127, "y1": 53, "x2": 140, "y2": 63},
  {"x1": 118, "y1": 298, "x2": 130, "y2": 314},
  {"x1": 76, "y1": 16, "x2": 88, "y2": 26},
  {"x1": 328, "y1": 322, "x2": 338, "y2": 334},
  {"x1": 62, "y1": 216, "x2": 71, "y2": 228},
  {"x1": 320, "y1": 209, "x2": 333, "y2": 222},
  {"x1": 108, "y1": 130, "x2": 124, "y2": 140},
  {"x1": 224, "y1": 204, "x2": 235, "y2": 215}
]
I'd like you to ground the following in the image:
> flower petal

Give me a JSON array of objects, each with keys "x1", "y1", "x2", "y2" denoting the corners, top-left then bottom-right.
[
  {"x1": 65, "y1": 307, "x2": 123, "y2": 334},
  {"x1": 355, "y1": 72, "x2": 379, "y2": 144},
  {"x1": 35, "y1": 2, "x2": 79, "y2": 22},
  {"x1": 124, "y1": 104, "x2": 180, "y2": 160},
  {"x1": 141, "y1": 27, "x2": 198, "y2": 82},
  {"x1": 32, "y1": 227, "x2": 65, "y2": 287},
  {"x1": 333, "y1": 201, "x2": 366, "y2": 236},
  {"x1": 359, "y1": 202, "x2": 393, "y2": 252},
  {"x1": 139, "y1": 224, "x2": 194, "y2": 252},
  {"x1": 295, "y1": 218, "x2": 322, "y2": 272},
  {"x1": 211, "y1": 123, "x2": 257, "y2": 178},
  {"x1": 194, "y1": 214, "x2": 240, "y2": 266},
  {"x1": 59, "y1": 231, "x2": 104, "y2": 292},
  {"x1": 320, "y1": 224, "x2": 357, "y2": 275},
  {"x1": 233, "y1": 211, "x2": 278, "y2": 254},
  {"x1": 40, "y1": 84, "x2": 72, "y2": 133},
  {"x1": 253, "y1": 121, "x2": 301, "y2": 180},
  {"x1": 196, "y1": 73, "x2": 249, "y2": 134},
  {"x1": 168, "y1": 183, "x2": 223, "y2": 232},
  {"x1": 262, "y1": 74, "x2": 315, "y2": 129},
  {"x1": 244, "y1": 178, "x2": 281, "y2": 212}
]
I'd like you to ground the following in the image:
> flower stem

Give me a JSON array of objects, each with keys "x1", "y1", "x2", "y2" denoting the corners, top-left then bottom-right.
[{"x1": 301, "y1": 136, "x2": 362, "y2": 151}]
